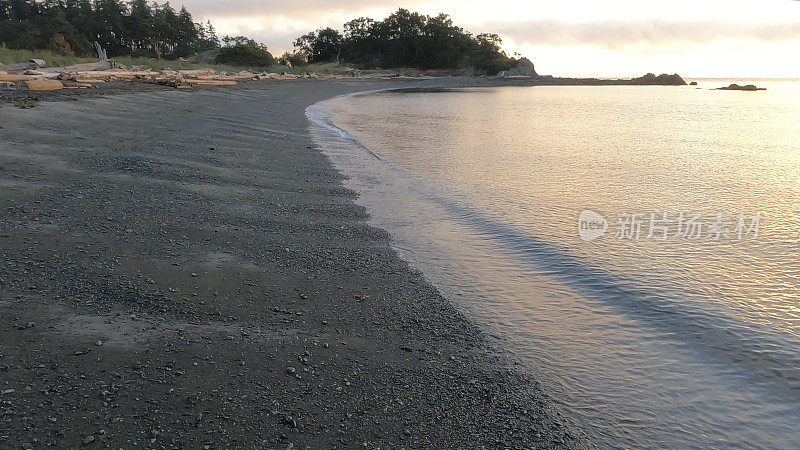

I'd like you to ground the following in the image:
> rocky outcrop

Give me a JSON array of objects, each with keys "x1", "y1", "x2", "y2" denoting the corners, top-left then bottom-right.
[
  {"x1": 498, "y1": 58, "x2": 537, "y2": 77},
  {"x1": 485, "y1": 73, "x2": 688, "y2": 86},
  {"x1": 191, "y1": 49, "x2": 220, "y2": 65},
  {"x1": 715, "y1": 84, "x2": 766, "y2": 91},
  {"x1": 629, "y1": 73, "x2": 687, "y2": 85},
  {"x1": 51, "y1": 34, "x2": 75, "y2": 56}
]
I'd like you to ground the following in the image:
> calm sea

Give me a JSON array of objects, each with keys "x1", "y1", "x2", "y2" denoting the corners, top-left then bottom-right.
[{"x1": 306, "y1": 80, "x2": 800, "y2": 448}]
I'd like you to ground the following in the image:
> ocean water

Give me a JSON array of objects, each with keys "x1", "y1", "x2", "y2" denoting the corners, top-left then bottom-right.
[{"x1": 306, "y1": 80, "x2": 800, "y2": 448}]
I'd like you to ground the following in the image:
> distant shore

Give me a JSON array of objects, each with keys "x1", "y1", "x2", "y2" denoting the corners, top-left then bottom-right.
[
  {"x1": 0, "y1": 71, "x2": 688, "y2": 106},
  {"x1": 0, "y1": 79, "x2": 587, "y2": 447}
]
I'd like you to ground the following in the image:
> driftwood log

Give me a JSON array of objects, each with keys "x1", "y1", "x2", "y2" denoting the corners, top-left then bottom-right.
[
  {"x1": 0, "y1": 42, "x2": 312, "y2": 92},
  {"x1": 0, "y1": 74, "x2": 40, "y2": 82},
  {"x1": 23, "y1": 80, "x2": 64, "y2": 91},
  {"x1": 0, "y1": 62, "x2": 38, "y2": 74},
  {"x1": 48, "y1": 42, "x2": 114, "y2": 74},
  {"x1": 186, "y1": 79, "x2": 237, "y2": 86},
  {"x1": 59, "y1": 60, "x2": 114, "y2": 72}
]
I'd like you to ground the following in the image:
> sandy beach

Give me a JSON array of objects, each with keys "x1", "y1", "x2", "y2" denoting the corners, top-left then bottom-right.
[{"x1": 0, "y1": 80, "x2": 585, "y2": 448}]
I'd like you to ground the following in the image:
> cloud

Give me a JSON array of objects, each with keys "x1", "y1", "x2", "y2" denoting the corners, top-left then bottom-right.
[
  {"x1": 175, "y1": 1, "x2": 800, "y2": 54},
  {"x1": 181, "y1": 0, "x2": 413, "y2": 20},
  {"x1": 487, "y1": 20, "x2": 800, "y2": 48}
]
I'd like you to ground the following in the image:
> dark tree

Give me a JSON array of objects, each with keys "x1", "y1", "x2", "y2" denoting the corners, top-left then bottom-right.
[
  {"x1": 0, "y1": 0, "x2": 221, "y2": 59},
  {"x1": 217, "y1": 36, "x2": 274, "y2": 67},
  {"x1": 278, "y1": 50, "x2": 306, "y2": 67},
  {"x1": 293, "y1": 8, "x2": 516, "y2": 74},
  {"x1": 293, "y1": 27, "x2": 342, "y2": 63}
]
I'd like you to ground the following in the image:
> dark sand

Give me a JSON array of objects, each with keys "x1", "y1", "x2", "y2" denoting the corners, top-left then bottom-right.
[{"x1": 0, "y1": 80, "x2": 586, "y2": 448}]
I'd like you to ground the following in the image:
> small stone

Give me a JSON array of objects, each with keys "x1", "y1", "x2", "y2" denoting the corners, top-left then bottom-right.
[
  {"x1": 286, "y1": 367, "x2": 296, "y2": 375},
  {"x1": 1, "y1": 389, "x2": 15, "y2": 395},
  {"x1": 96, "y1": 340, "x2": 103, "y2": 347},
  {"x1": 190, "y1": 273, "x2": 197, "y2": 277},
  {"x1": 82, "y1": 435, "x2": 95, "y2": 445}
]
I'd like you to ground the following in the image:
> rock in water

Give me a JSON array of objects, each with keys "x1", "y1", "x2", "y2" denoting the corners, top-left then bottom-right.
[{"x1": 715, "y1": 84, "x2": 766, "y2": 91}]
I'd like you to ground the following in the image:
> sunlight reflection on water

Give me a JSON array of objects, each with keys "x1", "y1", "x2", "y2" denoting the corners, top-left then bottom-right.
[{"x1": 307, "y1": 81, "x2": 800, "y2": 448}]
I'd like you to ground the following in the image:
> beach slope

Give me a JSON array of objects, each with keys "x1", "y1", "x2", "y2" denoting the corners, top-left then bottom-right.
[{"x1": 0, "y1": 80, "x2": 582, "y2": 448}]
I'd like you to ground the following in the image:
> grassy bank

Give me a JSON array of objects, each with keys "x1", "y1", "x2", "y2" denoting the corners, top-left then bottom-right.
[{"x1": 0, "y1": 47, "x2": 364, "y2": 75}]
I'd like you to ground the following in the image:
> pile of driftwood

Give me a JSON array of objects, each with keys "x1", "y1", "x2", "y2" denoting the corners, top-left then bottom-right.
[{"x1": 0, "y1": 43, "x2": 361, "y2": 91}]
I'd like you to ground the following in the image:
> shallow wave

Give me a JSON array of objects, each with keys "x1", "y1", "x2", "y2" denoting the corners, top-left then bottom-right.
[
  {"x1": 307, "y1": 99, "x2": 800, "y2": 397},
  {"x1": 306, "y1": 92, "x2": 390, "y2": 164},
  {"x1": 305, "y1": 88, "x2": 800, "y2": 448}
]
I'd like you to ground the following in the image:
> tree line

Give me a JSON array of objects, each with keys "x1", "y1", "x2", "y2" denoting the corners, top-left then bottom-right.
[
  {"x1": 0, "y1": 0, "x2": 220, "y2": 60},
  {"x1": 292, "y1": 9, "x2": 517, "y2": 73},
  {"x1": 2, "y1": 2, "x2": 519, "y2": 74}
]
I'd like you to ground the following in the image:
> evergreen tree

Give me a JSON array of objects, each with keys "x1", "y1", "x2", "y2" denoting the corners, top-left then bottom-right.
[
  {"x1": 294, "y1": 8, "x2": 515, "y2": 73},
  {"x1": 0, "y1": 0, "x2": 221, "y2": 59},
  {"x1": 93, "y1": 0, "x2": 127, "y2": 56},
  {"x1": 127, "y1": 0, "x2": 152, "y2": 55}
]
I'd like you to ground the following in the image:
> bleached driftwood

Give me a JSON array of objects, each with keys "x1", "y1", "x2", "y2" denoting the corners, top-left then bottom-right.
[
  {"x1": 0, "y1": 74, "x2": 41, "y2": 82},
  {"x1": 23, "y1": 80, "x2": 64, "y2": 90},
  {"x1": 58, "y1": 60, "x2": 114, "y2": 73},
  {"x1": 48, "y1": 42, "x2": 114, "y2": 74},
  {"x1": 0, "y1": 62, "x2": 38, "y2": 74},
  {"x1": 185, "y1": 79, "x2": 237, "y2": 86},
  {"x1": 175, "y1": 68, "x2": 215, "y2": 78}
]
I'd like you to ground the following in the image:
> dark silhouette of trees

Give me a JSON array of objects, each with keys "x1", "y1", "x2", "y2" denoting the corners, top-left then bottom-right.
[
  {"x1": 1, "y1": 2, "x2": 516, "y2": 72},
  {"x1": 217, "y1": 35, "x2": 274, "y2": 66},
  {"x1": 297, "y1": 8, "x2": 516, "y2": 73},
  {"x1": 0, "y1": 0, "x2": 220, "y2": 59},
  {"x1": 293, "y1": 27, "x2": 342, "y2": 63},
  {"x1": 278, "y1": 50, "x2": 306, "y2": 67}
]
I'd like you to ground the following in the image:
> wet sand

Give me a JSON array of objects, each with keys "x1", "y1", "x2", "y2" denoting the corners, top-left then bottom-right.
[{"x1": 0, "y1": 80, "x2": 585, "y2": 448}]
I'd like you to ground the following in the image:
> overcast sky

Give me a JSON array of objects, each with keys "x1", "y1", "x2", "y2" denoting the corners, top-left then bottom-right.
[{"x1": 182, "y1": 0, "x2": 799, "y2": 77}]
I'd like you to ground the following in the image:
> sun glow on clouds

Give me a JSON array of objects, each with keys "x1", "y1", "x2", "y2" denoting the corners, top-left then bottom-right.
[{"x1": 184, "y1": 0, "x2": 800, "y2": 77}]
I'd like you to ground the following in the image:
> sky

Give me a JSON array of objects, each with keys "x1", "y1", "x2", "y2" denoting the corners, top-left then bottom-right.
[{"x1": 182, "y1": 0, "x2": 799, "y2": 77}]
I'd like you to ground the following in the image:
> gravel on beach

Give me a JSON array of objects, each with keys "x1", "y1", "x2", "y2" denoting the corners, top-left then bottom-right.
[{"x1": 0, "y1": 79, "x2": 587, "y2": 448}]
